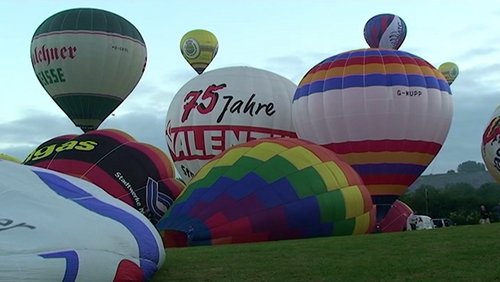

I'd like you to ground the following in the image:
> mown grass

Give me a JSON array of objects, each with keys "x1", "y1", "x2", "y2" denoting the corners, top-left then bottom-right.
[{"x1": 152, "y1": 223, "x2": 500, "y2": 282}]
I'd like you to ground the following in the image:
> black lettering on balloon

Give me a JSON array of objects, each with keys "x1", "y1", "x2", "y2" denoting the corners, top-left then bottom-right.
[
  {"x1": 217, "y1": 94, "x2": 276, "y2": 123},
  {"x1": 0, "y1": 218, "x2": 36, "y2": 231}
]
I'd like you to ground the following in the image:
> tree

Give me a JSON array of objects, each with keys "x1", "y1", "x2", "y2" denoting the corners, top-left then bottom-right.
[
  {"x1": 457, "y1": 161, "x2": 485, "y2": 173},
  {"x1": 399, "y1": 182, "x2": 494, "y2": 225}
]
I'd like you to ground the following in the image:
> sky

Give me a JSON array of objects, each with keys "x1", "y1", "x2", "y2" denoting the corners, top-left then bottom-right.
[{"x1": 0, "y1": 0, "x2": 498, "y2": 175}]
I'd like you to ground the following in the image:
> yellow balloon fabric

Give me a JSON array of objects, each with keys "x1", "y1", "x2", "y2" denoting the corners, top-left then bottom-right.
[
  {"x1": 0, "y1": 153, "x2": 21, "y2": 163},
  {"x1": 438, "y1": 62, "x2": 459, "y2": 85},
  {"x1": 180, "y1": 29, "x2": 218, "y2": 74}
]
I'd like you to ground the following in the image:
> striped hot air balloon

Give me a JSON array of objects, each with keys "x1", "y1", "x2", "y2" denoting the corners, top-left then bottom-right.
[
  {"x1": 292, "y1": 48, "x2": 453, "y2": 222},
  {"x1": 30, "y1": 8, "x2": 147, "y2": 132},
  {"x1": 23, "y1": 129, "x2": 184, "y2": 224},
  {"x1": 180, "y1": 29, "x2": 218, "y2": 74},
  {"x1": 157, "y1": 138, "x2": 375, "y2": 247}
]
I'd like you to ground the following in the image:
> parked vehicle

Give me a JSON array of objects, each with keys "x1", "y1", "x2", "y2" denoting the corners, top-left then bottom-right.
[
  {"x1": 406, "y1": 214, "x2": 434, "y2": 231},
  {"x1": 432, "y1": 218, "x2": 455, "y2": 228}
]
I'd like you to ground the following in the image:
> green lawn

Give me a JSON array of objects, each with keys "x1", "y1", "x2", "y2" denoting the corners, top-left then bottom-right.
[{"x1": 152, "y1": 223, "x2": 500, "y2": 282}]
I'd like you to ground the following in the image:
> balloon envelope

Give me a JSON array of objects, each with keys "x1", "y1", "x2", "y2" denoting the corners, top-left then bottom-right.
[
  {"x1": 378, "y1": 200, "x2": 414, "y2": 233},
  {"x1": 364, "y1": 13, "x2": 407, "y2": 49},
  {"x1": 292, "y1": 48, "x2": 453, "y2": 222},
  {"x1": 158, "y1": 138, "x2": 375, "y2": 247},
  {"x1": 481, "y1": 105, "x2": 500, "y2": 182},
  {"x1": 0, "y1": 153, "x2": 21, "y2": 163},
  {"x1": 165, "y1": 66, "x2": 297, "y2": 183},
  {"x1": 0, "y1": 160, "x2": 164, "y2": 281},
  {"x1": 31, "y1": 8, "x2": 147, "y2": 132},
  {"x1": 438, "y1": 62, "x2": 459, "y2": 85},
  {"x1": 23, "y1": 129, "x2": 184, "y2": 224},
  {"x1": 180, "y1": 29, "x2": 218, "y2": 74}
]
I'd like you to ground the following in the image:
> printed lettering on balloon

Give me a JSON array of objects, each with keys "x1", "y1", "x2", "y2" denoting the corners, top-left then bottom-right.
[
  {"x1": 0, "y1": 218, "x2": 36, "y2": 231},
  {"x1": 181, "y1": 164, "x2": 195, "y2": 178},
  {"x1": 483, "y1": 116, "x2": 500, "y2": 144},
  {"x1": 24, "y1": 140, "x2": 98, "y2": 163},
  {"x1": 180, "y1": 83, "x2": 277, "y2": 123},
  {"x1": 115, "y1": 171, "x2": 143, "y2": 211},
  {"x1": 495, "y1": 148, "x2": 500, "y2": 172},
  {"x1": 389, "y1": 19, "x2": 404, "y2": 48},
  {"x1": 31, "y1": 45, "x2": 77, "y2": 66},
  {"x1": 181, "y1": 84, "x2": 223, "y2": 122},
  {"x1": 166, "y1": 124, "x2": 296, "y2": 161},
  {"x1": 217, "y1": 94, "x2": 275, "y2": 123},
  {"x1": 396, "y1": 89, "x2": 422, "y2": 97}
]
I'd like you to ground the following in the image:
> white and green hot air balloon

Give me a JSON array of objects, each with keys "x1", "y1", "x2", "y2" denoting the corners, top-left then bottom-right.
[{"x1": 30, "y1": 8, "x2": 147, "y2": 132}]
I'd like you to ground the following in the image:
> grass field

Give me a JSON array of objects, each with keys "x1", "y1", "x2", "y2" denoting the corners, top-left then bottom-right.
[{"x1": 152, "y1": 223, "x2": 500, "y2": 282}]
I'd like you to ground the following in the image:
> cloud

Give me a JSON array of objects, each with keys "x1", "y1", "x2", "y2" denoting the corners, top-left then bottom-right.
[
  {"x1": 0, "y1": 111, "x2": 81, "y2": 160},
  {"x1": 0, "y1": 86, "x2": 172, "y2": 161},
  {"x1": 263, "y1": 52, "x2": 340, "y2": 84},
  {"x1": 2, "y1": 51, "x2": 498, "y2": 177},
  {"x1": 101, "y1": 110, "x2": 168, "y2": 152},
  {"x1": 424, "y1": 66, "x2": 498, "y2": 174},
  {"x1": 262, "y1": 51, "x2": 498, "y2": 175}
]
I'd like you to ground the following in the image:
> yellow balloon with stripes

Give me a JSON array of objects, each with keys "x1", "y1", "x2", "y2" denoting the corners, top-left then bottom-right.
[{"x1": 180, "y1": 29, "x2": 218, "y2": 74}]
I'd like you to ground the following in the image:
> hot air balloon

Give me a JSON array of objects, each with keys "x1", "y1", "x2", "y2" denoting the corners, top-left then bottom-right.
[
  {"x1": 481, "y1": 105, "x2": 500, "y2": 182},
  {"x1": 30, "y1": 8, "x2": 147, "y2": 132},
  {"x1": 157, "y1": 138, "x2": 375, "y2": 247},
  {"x1": 0, "y1": 153, "x2": 21, "y2": 163},
  {"x1": 165, "y1": 66, "x2": 297, "y2": 183},
  {"x1": 180, "y1": 29, "x2": 218, "y2": 74},
  {"x1": 292, "y1": 48, "x2": 453, "y2": 222},
  {"x1": 23, "y1": 129, "x2": 184, "y2": 224},
  {"x1": 364, "y1": 13, "x2": 407, "y2": 49},
  {"x1": 378, "y1": 200, "x2": 414, "y2": 233},
  {"x1": 438, "y1": 62, "x2": 459, "y2": 85},
  {"x1": 0, "y1": 160, "x2": 164, "y2": 281}
]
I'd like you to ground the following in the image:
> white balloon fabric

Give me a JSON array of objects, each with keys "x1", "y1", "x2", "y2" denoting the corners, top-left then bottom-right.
[
  {"x1": 0, "y1": 160, "x2": 165, "y2": 281},
  {"x1": 165, "y1": 66, "x2": 297, "y2": 182},
  {"x1": 481, "y1": 105, "x2": 500, "y2": 182}
]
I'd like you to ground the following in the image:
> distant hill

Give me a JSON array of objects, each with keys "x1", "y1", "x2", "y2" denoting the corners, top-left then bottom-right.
[{"x1": 409, "y1": 171, "x2": 496, "y2": 190}]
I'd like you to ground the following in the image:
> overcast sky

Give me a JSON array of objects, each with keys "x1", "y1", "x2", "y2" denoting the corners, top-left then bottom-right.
[{"x1": 0, "y1": 1, "x2": 497, "y2": 175}]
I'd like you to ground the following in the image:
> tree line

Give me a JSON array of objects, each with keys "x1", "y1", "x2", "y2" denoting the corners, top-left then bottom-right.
[
  {"x1": 400, "y1": 182, "x2": 500, "y2": 225},
  {"x1": 399, "y1": 160, "x2": 500, "y2": 225}
]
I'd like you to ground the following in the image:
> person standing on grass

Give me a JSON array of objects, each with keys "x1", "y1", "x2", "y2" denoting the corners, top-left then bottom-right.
[{"x1": 479, "y1": 205, "x2": 491, "y2": 224}]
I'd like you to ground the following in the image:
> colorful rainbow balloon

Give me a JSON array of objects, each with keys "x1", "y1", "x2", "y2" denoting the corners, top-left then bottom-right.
[
  {"x1": 292, "y1": 48, "x2": 453, "y2": 222},
  {"x1": 157, "y1": 138, "x2": 375, "y2": 247}
]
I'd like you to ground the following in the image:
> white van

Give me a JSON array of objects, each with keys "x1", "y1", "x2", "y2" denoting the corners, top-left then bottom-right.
[{"x1": 406, "y1": 214, "x2": 434, "y2": 231}]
